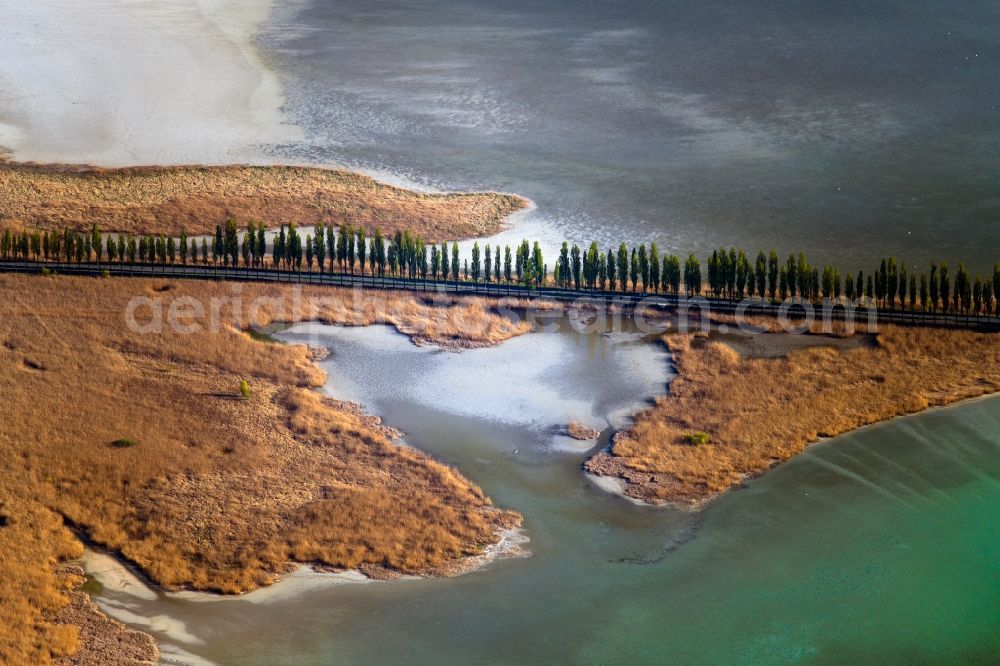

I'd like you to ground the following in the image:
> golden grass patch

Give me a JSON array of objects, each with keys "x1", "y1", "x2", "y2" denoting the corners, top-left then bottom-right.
[
  {"x1": 0, "y1": 274, "x2": 523, "y2": 663},
  {"x1": 0, "y1": 162, "x2": 527, "y2": 241},
  {"x1": 587, "y1": 324, "x2": 1000, "y2": 504}
]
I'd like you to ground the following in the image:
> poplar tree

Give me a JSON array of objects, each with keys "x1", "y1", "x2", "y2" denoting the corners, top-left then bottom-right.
[
  {"x1": 471, "y1": 242, "x2": 481, "y2": 281},
  {"x1": 928, "y1": 265, "x2": 939, "y2": 311},
  {"x1": 618, "y1": 243, "x2": 629, "y2": 293},
  {"x1": 665, "y1": 255, "x2": 681, "y2": 294},
  {"x1": 785, "y1": 254, "x2": 798, "y2": 299},
  {"x1": 326, "y1": 225, "x2": 337, "y2": 272},
  {"x1": 533, "y1": 242, "x2": 545, "y2": 286},
  {"x1": 898, "y1": 264, "x2": 907, "y2": 308},
  {"x1": 494, "y1": 245, "x2": 501, "y2": 282},
  {"x1": 347, "y1": 229, "x2": 356, "y2": 273},
  {"x1": 768, "y1": 251, "x2": 779, "y2": 301},
  {"x1": 570, "y1": 244, "x2": 581, "y2": 289},
  {"x1": 684, "y1": 255, "x2": 701, "y2": 295},
  {"x1": 649, "y1": 243, "x2": 660, "y2": 292},
  {"x1": 736, "y1": 251, "x2": 749, "y2": 298},
  {"x1": 504, "y1": 245, "x2": 512, "y2": 282},
  {"x1": 373, "y1": 229, "x2": 386, "y2": 276},
  {"x1": 955, "y1": 263, "x2": 971, "y2": 313},
  {"x1": 214, "y1": 225, "x2": 224, "y2": 264},
  {"x1": 755, "y1": 251, "x2": 767, "y2": 298},
  {"x1": 607, "y1": 250, "x2": 617, "y2": 291},
  {"x1": 558, "y1": 242, "x2": 570, "y2": 288},
  {"x1": 796, "y1": 253, "x2": 810, "y2": 300},
  {"x1": 430, "y1": 244, "x2": 440, "y2": 278},
  {"x1": 585, "y1": 242, "x2": 600, "y2": 289},
  {"x1": 64, "y1": 229, "x2": 75, "y2": 262},
  {"x1": 315, "y1": 224, "x2": 326, "y2": 272},
  {"x1": 274, "y1": 226, "x2": 285, "y2": 268},
  {"x1": 246, "y1": 224, "x2": 256, "y2": 265},
  {"x1": 822, "y1": 266, "x2": 834, "y2": 302},
  {"x1": 723, "y1": 248, "x2": 734, "y2": 296},
  {"x1": 708, "y1": 250, "x2": 720, "y2": 296},
  {"x1": 939, "y1": 263, "x2": 950, "y2": 312},
  {"x1": 452, "y1": 242, "x2": 460, "y2": 280},
  {"x1": 484, "y1": 244, "x2": 492, "y2": 283},
  {"x1": 993, "y1": 264, "x2": 1000, "y2": 313},
  {"x1": 630, "y1": 248, "x2": 639, "y2": 292},
  {"x1": 357, "y1": 227, "x2": 366, "y2": 274},
  {"x1": 874, "y1": 259, "x2": 886, "y2": 306},
  {"x1": 638, "y1": 244, "x2": 649, "y2": 292},
  {"x1": 886, "y1": 258, "x2": 898, "y2": 308}
]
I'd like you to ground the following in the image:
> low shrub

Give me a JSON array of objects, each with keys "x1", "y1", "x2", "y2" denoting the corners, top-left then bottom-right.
[
  {"x1": 684, "y1": 431, "x2": 710, "y2": 446},
  {"x1": 110, "y1": 438, "x2": 137, "y2": 448}
]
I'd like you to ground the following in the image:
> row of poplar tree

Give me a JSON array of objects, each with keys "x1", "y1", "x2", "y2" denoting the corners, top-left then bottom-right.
[{"x1": 2, "y1": 222, "x2": 999, "y2": 315}]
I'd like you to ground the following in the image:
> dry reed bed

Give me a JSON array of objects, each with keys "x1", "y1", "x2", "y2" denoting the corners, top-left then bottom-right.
[
  {"x1": 587, "y1": 323, "x2": 1000, "y2": 504},
  {"x1": 0, "y1": 274, "x2": 524, "y2": 663},
  {"x1": 0, "y1": 162, "x2": 528, "y2": 241}
]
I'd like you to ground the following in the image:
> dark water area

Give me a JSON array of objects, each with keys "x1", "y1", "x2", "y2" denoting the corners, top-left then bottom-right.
[{"x1": 260, "y1": 0, "x2": 1000, "y2": 273}]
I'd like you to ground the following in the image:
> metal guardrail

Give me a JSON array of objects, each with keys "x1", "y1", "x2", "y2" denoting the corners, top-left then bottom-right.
[{"x1": 2, "y1": 259, "x2": 998, "y2": 332}]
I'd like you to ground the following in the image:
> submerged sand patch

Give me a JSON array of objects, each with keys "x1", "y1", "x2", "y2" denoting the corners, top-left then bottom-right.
[{"x1": 0, "y1": 0, "x2": 297, "y2": 165}]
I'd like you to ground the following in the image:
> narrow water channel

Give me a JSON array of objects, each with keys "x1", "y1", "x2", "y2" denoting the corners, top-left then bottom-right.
[{"x1": 89, "y1": 318, "x2": 1000, "y2": 664}]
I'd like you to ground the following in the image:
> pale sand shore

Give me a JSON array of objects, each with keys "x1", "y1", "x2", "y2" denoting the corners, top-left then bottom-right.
[
  {"x1": 0, "y1": 0, "x2": 301, "y2": 165},
  {"x1": 82, "y1": 526, "x2": 529, "y2": 607},
  {"x1": 79, "y1": 527, "x2": 528, "y2": 661}
]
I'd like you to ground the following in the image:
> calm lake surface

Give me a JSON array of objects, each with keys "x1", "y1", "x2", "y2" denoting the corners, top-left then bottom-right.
[
  {"x1": 260, "y1": 0, "x2": 1000, "y2": 273},
  {"x1": 90, "y1": 320, "x2": 1000, "y2": 664}
]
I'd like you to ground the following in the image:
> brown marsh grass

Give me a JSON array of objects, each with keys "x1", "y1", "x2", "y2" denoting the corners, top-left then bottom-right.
[
  {"x1": 0, "y1": 274, "x2": 523, "y2": 663},
  {"x1": 587, "y1": 324, "x2": 1000, "y2": 504},
  {"x1": 0, "y1": 162, "x2": 527, "y2": 241}
]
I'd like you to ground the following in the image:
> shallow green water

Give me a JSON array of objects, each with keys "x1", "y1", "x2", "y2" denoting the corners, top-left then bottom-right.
[{"x1": 92, "y1": 323, "x2": 1000, "y2": 664}]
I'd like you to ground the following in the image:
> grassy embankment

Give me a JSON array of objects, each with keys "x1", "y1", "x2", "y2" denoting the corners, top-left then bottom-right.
[
  {"x1": 0, "y1": 161, "x2": 527, "y2": 241},
  {"x1": 587, "y1": 316, "x2": 1000, "y2": 504},
  {"x1": 0, "y1": 274, "x2": 528, "y2": 664}
]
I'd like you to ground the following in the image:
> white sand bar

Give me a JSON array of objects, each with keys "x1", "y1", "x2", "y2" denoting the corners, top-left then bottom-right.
[{"x1": 0, "y1": 0, "x2": 301, "y2": 165}]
